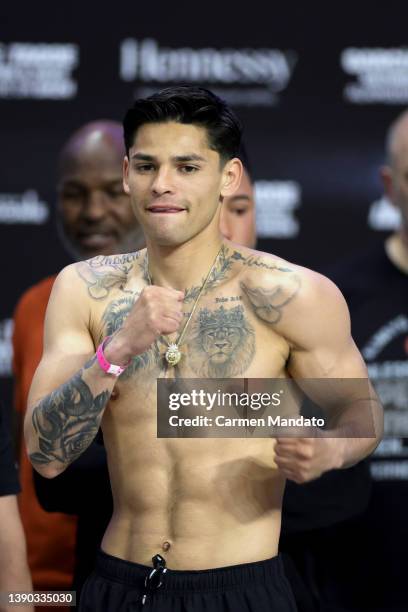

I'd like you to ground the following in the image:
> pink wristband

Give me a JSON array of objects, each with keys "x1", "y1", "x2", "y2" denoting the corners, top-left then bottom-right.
[{"x1": 96, "y1": 336, "x2": 130, "y2": 377}]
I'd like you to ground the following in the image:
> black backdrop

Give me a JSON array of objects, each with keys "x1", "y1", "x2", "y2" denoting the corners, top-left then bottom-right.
[
  {"x1": 2, "y1": 1, "x2": 406, "y2": 437},
  {"x1": 2, "y1": 7, "x2": 407, "y2": 416},
  {"x1": 1, "y1": 0, "x2": 407, "y2": 562}
]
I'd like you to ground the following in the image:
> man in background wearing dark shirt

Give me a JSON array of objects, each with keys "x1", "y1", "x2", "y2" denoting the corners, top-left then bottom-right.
[{"x1": 321, "y1": 109, "x2": 408, "y2": 611}]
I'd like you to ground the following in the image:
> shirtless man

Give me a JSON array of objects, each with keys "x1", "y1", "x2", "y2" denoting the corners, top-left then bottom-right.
[{"x1": 24, "y1": 86, "x2": 382, "y2": 611}]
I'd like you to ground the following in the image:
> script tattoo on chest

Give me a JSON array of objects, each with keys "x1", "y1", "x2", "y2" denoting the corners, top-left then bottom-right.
[
  {"x1": 101, "y1": 296, "x2": 160, "y2": 378},
  {"x1": 188, "y1": 304, "x2": 255, "y2": 377},
  {"x1": 76, "y1": 252, "x2": 140, "y2": 299}
]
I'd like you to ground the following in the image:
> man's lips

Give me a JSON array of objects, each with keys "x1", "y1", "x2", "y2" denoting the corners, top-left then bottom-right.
[{"x1": 147, "y1": 205, "x2": 185, "y2": 213}]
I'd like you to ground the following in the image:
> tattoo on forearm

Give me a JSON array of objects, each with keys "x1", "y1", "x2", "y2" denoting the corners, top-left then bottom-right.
[
  {"x1": 189, "y1": 304, "x2": 255, "y2": 377},
  {"x1": 240, "y1": 276, "x2": 301, "y2": 324},
  {"x1": 29, "y1": 357, "x2": 110, "y2": 468},
  {"x1": 76, "y1": 252, "x2": 140, "y2": 299}
]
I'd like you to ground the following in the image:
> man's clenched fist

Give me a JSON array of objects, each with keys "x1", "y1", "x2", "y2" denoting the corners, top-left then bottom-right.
[
  {"x1": 274, "y1": 435, "x2": 345, "y2": 484},
  {"x1": 105, "y1": 285, "x2": 185, "y2": 365}
]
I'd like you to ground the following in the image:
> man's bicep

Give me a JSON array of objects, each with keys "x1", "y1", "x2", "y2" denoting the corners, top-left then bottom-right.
[{"x1": 286, "y1": 273, "x2": 368, "y2": 379}]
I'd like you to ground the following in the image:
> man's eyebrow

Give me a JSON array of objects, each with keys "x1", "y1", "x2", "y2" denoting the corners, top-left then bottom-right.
[
  {"x1": 172, "y1": 154, "x2": 207, "y2": 163},
  {"x1": 228, "y1": 195, "x2": 251, "y2": 202},
  {"x1": 58, "y1": 179, "x2": 84, "y2": 189},
  {"x1": 130, "y1": 153, "x2": 207, "y2": 163},
  {"x1": 130, "y1": 153, "x2": 156, "y2": 161}
]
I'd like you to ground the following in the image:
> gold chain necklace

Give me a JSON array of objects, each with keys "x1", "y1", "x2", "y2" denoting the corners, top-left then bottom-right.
[{"x1": 147, "y1": 246, "x2": 222, "y2": 366}]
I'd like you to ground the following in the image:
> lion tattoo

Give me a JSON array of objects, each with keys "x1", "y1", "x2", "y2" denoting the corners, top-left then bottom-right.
[{"x1": 188, "y1": 305, "x2": 255, "y2": 377}]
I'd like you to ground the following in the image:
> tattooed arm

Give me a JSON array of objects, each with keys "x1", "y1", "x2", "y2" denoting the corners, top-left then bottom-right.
[
  {"x1": 242, "y1": 264, "x2": 383, "y2": 482},
  {"x1": 25, "y1": 262, "x2": 184, "y2": 478},
  {"x1": 24, "y1": 265, "x2": 118, "y2": 479}
]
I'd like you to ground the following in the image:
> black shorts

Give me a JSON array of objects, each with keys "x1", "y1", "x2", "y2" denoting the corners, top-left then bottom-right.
[{"x1": 79, "y1": 549, "x2": 297, "y2": 611}]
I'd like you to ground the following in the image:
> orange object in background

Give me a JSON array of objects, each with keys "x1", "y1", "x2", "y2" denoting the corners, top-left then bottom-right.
[{"x1": 13, "y1": 276, "x2": 77, "y2": 607}]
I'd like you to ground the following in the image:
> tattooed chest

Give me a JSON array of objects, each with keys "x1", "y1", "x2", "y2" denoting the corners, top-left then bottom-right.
[
  {"x1": 92, "y1": 294, "x2": 161, "y2": 380},
  {"x1": 92, "y1": 293, "x2": 286, "y2": 382}
]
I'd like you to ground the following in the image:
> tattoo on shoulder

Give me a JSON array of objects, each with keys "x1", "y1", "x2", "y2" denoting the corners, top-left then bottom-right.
[
  {"x1": 229, "y1": 248, "x2": 292, "y2": 273},
  {"x1": 240, "y1": 275, "x2": 301, "y2": 324},
  {"x1": 182, "y1": 246, "x2": 294, "y2": 300},
  {"x1": 76, "y1": 252, "x2": 140, "y2": 300},
  {"x1": 29, "y1": 359, "x2": 110, "y2": 468},
  {"x1": 188, "y1": 304, "x2": 255, "y2": 377}
]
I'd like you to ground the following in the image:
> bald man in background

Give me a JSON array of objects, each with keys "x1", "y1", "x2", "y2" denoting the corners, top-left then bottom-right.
[
  {"x1": 12, "y1": 120, "x2": 143, "y2": 604},
  {"x1": 315, "y1": 109, "x2": 408, "y2": 611},
  {"x1": 382, "y1": 109, "x2": 408, "y2": 272}
]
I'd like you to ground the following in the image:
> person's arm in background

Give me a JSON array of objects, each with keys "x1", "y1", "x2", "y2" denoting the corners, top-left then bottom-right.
[
  {"x1": 0, "y1": 496, "x2": 33, "y2": 612},
  {"x1": 0, "y1": 405, "x2": 33, "y2": 612}
]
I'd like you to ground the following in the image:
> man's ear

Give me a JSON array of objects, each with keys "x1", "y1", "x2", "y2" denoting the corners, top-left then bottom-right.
[
  {"x1": 123, "y1": 156, "x2": 130, "y2": 194},
  {"x1": 220, "y1": 157, "x2": 243, "y2": 198},
  {"x1": 380, "y1": 165, "x2": 395, "y2": 205}
]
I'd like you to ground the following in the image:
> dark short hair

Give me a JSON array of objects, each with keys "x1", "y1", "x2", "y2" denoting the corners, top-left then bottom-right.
[{"x1": 123, "y1": 86, "x2": 242, "y2": 163}]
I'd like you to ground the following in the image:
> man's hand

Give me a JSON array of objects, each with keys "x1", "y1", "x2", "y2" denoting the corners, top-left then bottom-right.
[
  {"x1": 105, "y1": 285, "x2": 185, "y2": 364},
  {"x1": 274, "y1": 434, "x2": 345, "y2": 484}
]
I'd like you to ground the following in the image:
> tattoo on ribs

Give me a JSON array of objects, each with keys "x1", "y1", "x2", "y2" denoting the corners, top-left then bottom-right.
[
  {"x1": 76, "y1": 252, "x2": 140, "y2": 299},
  {"x1": 189, "y1": 305, "x2": 255, "y2": 377},
  {"x1": 29, "y1": 360, "x2": 110, "y2": 467}
]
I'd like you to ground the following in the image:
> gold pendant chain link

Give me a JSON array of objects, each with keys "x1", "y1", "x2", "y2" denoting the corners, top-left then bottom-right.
[{"x1": 146, "y1": 246, "x2": 222, "y2": 365}]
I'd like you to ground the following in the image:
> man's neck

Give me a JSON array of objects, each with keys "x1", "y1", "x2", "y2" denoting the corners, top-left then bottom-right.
[
  {"x1": 385, "y1": 231, "x2": 408, "y2": 274},
  {"x1": 146, "y1": 234, "x2": 224, "y2": 291}
]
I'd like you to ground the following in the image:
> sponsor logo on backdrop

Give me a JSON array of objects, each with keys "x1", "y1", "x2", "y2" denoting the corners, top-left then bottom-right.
[
  {"x1": 0, "y1": 319, "x2": 13, "y2": 377},
  {"x1": 368, "y1": 195, "x2": 401, "y2": 231},
  {"x1": 362, "y1": 315, "x2": 408, "y2": 480},
  {"x1": 0, "y1": 190, "x2": 49, "y2": 224},
  {"x1": 362, "y1": 315, "x2": 408, "y2": 361},
  {"x1": 341, "y1": 47, "x2": 408, "y2": 104},
  {"x1": 254, "y1": 180, "x2": 300, "y2": 238},
  {"x1": 119, "y1": 38, "x2": 297, "y2": 107},
  {"x1": 0, "y1": 42, "x2": 78, "y2": 99},
  {"x1": 370, "y1": 461, "x2": 408, "y2": 480}
]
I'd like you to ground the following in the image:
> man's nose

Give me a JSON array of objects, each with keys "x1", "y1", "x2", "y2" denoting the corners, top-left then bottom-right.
[
  {"x1": 219, "y1": 208, "x2": 232, "y2": 240},
  {"x1": 81, "y1": 191, "x2": 107, "y2": 220},
  {"x1": 151, "y1": 167, "x2": 174, "y2": 196}
]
